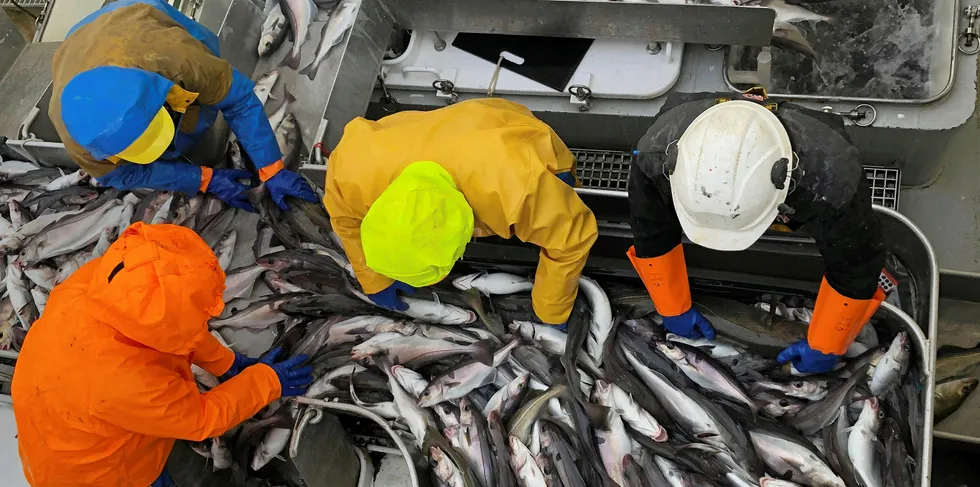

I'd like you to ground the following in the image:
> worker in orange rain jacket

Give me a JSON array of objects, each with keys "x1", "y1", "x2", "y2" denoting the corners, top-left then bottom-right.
[
  {"x1": 11, "y1": 223, "x2": 313, "y2": 487},
  {"x1": 323, "y1": 98, "x2": 598, "y2": 329}
]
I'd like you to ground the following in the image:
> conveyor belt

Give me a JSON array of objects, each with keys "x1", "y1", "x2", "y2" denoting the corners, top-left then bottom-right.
[{"x1": 571, "y1": 148, "x2": 902, "y2": 210}]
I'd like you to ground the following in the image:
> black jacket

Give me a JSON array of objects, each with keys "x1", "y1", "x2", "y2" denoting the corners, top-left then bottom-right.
[{"x1": 629, "y1": 92, "x2": 885, "y2": 300}]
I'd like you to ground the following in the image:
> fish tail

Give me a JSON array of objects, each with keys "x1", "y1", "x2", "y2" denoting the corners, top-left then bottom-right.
[
  {"x1": 472, "y1": 339, "x2": 495, "y2": 366},
  {"x1": 280, "y1": 50, "x2": 302, "y2": 70}
]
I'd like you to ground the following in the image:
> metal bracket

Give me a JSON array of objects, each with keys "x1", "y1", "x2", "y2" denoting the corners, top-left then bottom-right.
[
  {"x1": 432, "y1": 78, "x2": 459, "y2": 103},
  {"x1": 821, "y1": 104, "x2": 877, "y2": 127},
  {"x1": 568, "y1": 75, "x2": 593, "y2": 112},
  {"x1": 377, "y1": 73, "x2": 400, "y2": 113},
  {"x1": 959, "y1": 6, "x2": 980, "y2": 55}
]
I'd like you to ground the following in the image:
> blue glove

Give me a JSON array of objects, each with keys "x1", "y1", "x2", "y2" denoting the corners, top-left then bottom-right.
[
  {"x1": 662, "y1": 307, "x2": 716, "y2": 340},
  {"x1": 207, "y1": 169, "x2": 256, "y2": 212},
  {"x1": 150, "y1": 467, "x2": 175, "y2": 487},
  {"x1": 555, "y1": 171, "x2": 576, "y2": 187},
  {"x1": 259, "y1": 347, "x2": 314, "y2": 397},
  {"x1": 222, "y1": 352, "x2": 258, "y2": 379},
  {"x1": 777, "y1": 340, "x2": 841, "y2": 374},
  {"x1": 265, "y1": 169, "x2": 318, "y2": 211},
  {"x1": 368, "y1": 281, "x2": 416, "y2": 311}
]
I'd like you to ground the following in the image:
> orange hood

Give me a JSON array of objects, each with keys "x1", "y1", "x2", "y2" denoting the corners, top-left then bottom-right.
[{"x1": 86, "y1": 222, "x2": 226, "y2": 356}]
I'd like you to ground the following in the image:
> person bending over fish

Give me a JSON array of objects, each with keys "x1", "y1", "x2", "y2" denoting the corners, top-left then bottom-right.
[
  {"x1": 11, "y1": 223, "x2": 312, "y2": 487},
  {"x1": 323, "y1": 98, "x2": 598, "y2": 330},
  {"x1": 49, "y1": 0, "x2": 316, "y2": 212},
  {"x1": 628, "y1": 90, "x2": 890, "y2": 374}
]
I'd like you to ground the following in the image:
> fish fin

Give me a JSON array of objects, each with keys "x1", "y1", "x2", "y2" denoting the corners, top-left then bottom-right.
[
  {"x1": 431, "y1": 292, "x2": 442, "y2": 305},
  {"x1": 472, "y1": 339, "x2": 494, "y2": 366},
  {"x1": 279, "y1": 50, "x2": 302, "y2": 70},
  {"x1": 303, "y1": 61, "x2": 321, "y2": 80},
  {"x1": 582, "y1": 402, "x2": 611, "y2": 428}
]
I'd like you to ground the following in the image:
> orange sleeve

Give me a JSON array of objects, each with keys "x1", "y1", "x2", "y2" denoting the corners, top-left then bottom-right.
[
  {"x1": 190, "y1": 333, "x2": 235, "y2": 377},
  {"x1": 626, "y1": 244, "x2": 693, "y2": 317},
  {"x1": 93, "y1": 363, "x2": 280, "y2": 442}
]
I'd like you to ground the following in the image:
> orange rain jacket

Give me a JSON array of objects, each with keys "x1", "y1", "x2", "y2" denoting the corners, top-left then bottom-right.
[
  {"x1": 324, "y1": 98, "x2": 598, "y2": 324},
  {"x1": 11, "y1": 223, "x2": 281, "y2": 487}
]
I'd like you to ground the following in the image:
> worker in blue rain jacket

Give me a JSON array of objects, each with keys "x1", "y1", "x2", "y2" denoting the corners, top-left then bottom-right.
[{"x1": 48, "y1": 0, "x2": 317, "y2": 212}]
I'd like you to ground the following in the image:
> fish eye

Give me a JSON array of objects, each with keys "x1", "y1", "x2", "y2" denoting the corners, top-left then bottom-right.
[
  {"x1": 665, "y1": 343, "x2": 675, "y2": 350},
  {"x1": 878, "y1": 410, "x2": 884, "y2": 419},
  {"x1": 793, "y1": 382, "x2": 804, "y2": 388},
  {"x1": 731, "y1": 358, "x2": 740, "y2": 366},
  {"x1": 779, "y1": 399, "x2": 789, "y2": 407},
  {"x1": 422, "y1": 390, "x2": 430, "y2": 397},
  {"x1": 903, "y1": 344, "x2": 910, "y2": 352}
]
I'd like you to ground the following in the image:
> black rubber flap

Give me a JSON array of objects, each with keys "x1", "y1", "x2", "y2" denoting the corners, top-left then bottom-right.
[{"x1": 451, "y1": 33, "x2": 594, "y2": 92}]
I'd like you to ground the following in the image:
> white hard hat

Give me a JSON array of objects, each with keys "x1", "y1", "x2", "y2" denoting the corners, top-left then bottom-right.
[{"x1": 670, "y1": 100, "x2": 793, "y2": 251}]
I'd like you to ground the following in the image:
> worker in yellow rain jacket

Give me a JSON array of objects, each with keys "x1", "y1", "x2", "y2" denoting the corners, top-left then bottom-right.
[{"x1": 323, "y1": 98, "x2": 598, "y2": 329}]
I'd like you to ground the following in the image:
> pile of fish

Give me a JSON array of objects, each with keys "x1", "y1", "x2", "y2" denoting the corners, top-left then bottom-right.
[
  {"x1": 1, "y1": 146, "x2": 931, "y2": 487},
  {"x1": 258, "y1": 0, "x2": 357, "y2": 79}
]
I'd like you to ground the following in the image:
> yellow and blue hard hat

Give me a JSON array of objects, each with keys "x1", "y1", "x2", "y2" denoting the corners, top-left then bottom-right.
[
  {"x1": 361, "y1": 161, "x2": 474, "y2": 287},
  {"x1": 61, "y1": 66, "x2": 176, "y2": 164}
]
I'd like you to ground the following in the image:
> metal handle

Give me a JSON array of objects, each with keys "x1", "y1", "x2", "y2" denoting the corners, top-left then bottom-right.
[
  {"x1": 821, "y1": 103, "x2": 877, "y2": 127},
  {"x1": 377, "y1": 74, "x2": 400, "y2": 113},
  {"x1": 568, "y1": 84, "x2": 593, "y2": 112},
  {"x1": 432, "y1": 79, "x2": 459, "y2": 104},
  {"x1": 959, "y1": 6, "x2": 980, "y2": 55}
]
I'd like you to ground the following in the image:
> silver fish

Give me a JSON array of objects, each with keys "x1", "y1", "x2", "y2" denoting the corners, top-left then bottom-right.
[
  {"x1": 192, "y1": 364, "x2": 220, "y2": 391},
  {"x1": 0, "y1": 160, "x2": 40, "y2": 179},
  {"x1": 401, "y1": 295, "x2": 477, "y2": 325},
  {"x1": 352, "y1": 333, "x2": 493, "y2": 368},
  {"x1": 378, "y1": 357, "x2": 434, "y2": 448},
  {"x1": 509, "y1": 321, "x2": 568, "y2": 355},
  {"x1": 419, "y1": 339, "x2": 519, "y2": 407},
  {"x1": 596, "y1": 411, "x2": 632, "y2": 487},
  {"x1": 254, "y1": 70, "x2": 280, "y2": 106},
  {"x1": 349, "y1": 375, "x2": 399, "y2": 419},
  {"x1": 211, "y1": 436, "x2": 232, "y2": 471},
  {"x1": 431, "y1": 446, "x2": 466, "y2": 487},
  {"x1": 30, "y1": 288, "x2": 48, "y2": 316},
  {"x1": 252, "y1": 425, "x2": 292, "y2": 470},
  {"x1": 746, "y1": 376, "x2": 831, "y2": 401},
  {"x1": 92, "y1": 227, "x2": 116, "y2": 258},
  {"x1": 847, "y1": 398, "x2": 883, "y2": 487},
  {"x1": 54, "y1": 251, "x2": 93, "y2": 286},
  {"x1": 654, "y1": 340, "x2": 759, "y2": 414},
  {"x1": 453, "y1": 272, "x2": 534, "y2": 296},
  {"x1": 579, "y1": 276, "x2": 613, "y2": 365},
  {"x1": 869, "y1": 332, "x2": 909, "y2": 396},
  {"x1": 19, "y1": 198, "x2": 123, "y2": 265},
  {"x1": 209, "y1": 293, "x2": 303, "y2": 330},
  {"x1": 278, "y1": 0, "x2": 318, "y2": 70},
  {"x1": 392, "y1": 364, "x2": 429, "y2": 399},
  {"x1": 44, "y1": 170, "x2": 88, "y2": 191},
  {"x1": 150, "y1": 194, "x2": 175, "y2": 224},
  {"x1": 483, "y1": 373, "x2": 529, "y2": 422},
  {"x1": 654, "y1": 455, "x2": 694, "y2": 487},
  {"x1": 8, "y1": 200, "x2": 27, "y2": 230},
  {"x1": 509, "y1": 435, "x2": 547, "y2": 487},
  {"x1": 6, "y1": 258, "x2": 37, "y2": 329},
  {"x1": 267, "y1": 89, "x2": 295, "y2": 133},
  {"x1": 782, "y1": 364, "x2": 869, "y2": 436},
  {"x1": 751, "y1": 391, "x2": 805, "y2": 419},
  {"x1": 214, "y1": 230, "x2": 237, "y2": 272},
  {"x1": 24, "y1": 264, "x2": 57, "y2": 291},
  {"x1": 299, "y1": 0, "x2": 357, "y2": 80},
  {"x1": 0, "y1": 208, "x2": 84, "y2": 253},
  {"x1": 459, "y1": 397, "x2": 495, "y2": 487},
  {"x1": 258, "y1": 3, "x2": 289, "y2": 56},
  {"x1": 666, "y1": 333, "x2": 776, "y2": 376},
  {"x1": 742, "y1": 416, "x2": 844, "y2": 487},
  {"x1": 275, "y1": 112, "x2": 302, "y2": 172},
  {"x1": 326, "y1": 315, "x2": 415, "y2": 346},
  {"x1": 222, "y1": 265, "x2": 267, "y2": 302},
  {"x1": 753, "y1": 0, "x2": 832, "y2": 24},
  {"x1": 593, "y1": 379, "x2": 667, "y2": 443},
  {"x1": 305, "y1": 363, "x2": 365, "y2": 398}
]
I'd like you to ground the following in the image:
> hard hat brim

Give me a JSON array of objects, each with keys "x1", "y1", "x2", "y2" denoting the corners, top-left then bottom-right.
[
  {"x1": 674, "y1": 196, "x2": 777, "y2": 252},
  {"x1": 115, "y1": 107, "x2": 174, "y2": 164}
]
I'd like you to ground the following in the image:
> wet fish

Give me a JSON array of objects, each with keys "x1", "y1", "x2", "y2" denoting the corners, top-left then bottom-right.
[
  {"x1": 869, "y1": 332, "x2": 909, "y2": 396},
  {"x1": 822, "y1": 405, "x2": 861, "y2": 487},
  {"x1": 419, "y1": 339, "x2": 519, "y2": 407},
  {"x1": 579, "y1": 276, "x2": 613, "y2": 365},
  {"x1": 509, "y1": 435, "x2": 547, "y2": 487},
  {"x1": 772, "y1": 21, "x2": 817, "y2": 59},
  {"x1": 20, "y1": 198, "x2": 123, "y2": 265},
  {"x1": 934, "y1": 376, "x2": 979, "y2": 422},
  {"x1": 211, "y1": 436, "x2": 232, "y2": 471},
  {"x1": 453, "y1": 272, "x2": 534, "y2": 296},
  {"x1": 209, "y1": 293, "x2": 305, "y2": 330},
  {"x1": 24, "y1": 264, "x2": 57, "y2": 291},
  {"x1": 267, "y1": 88, "x2": 296, "y2": 133},
  {"x1": 258, "y1": 3, "x2": 289, "y2": 56},
  {"x1": 275, "y1": 113, "x2": 302, "y2": 172},
  {"x1": 847, "y1": 398, "x2": 883, "y2": 487},
  {"x1": 782, "y1": 364, "x2": 869, "y2": 435},
  {"x1": 0, "y1": 208, "x2": 84, "y2": 253},
  {"x1": 299, "y1": 0, "x2": 357, "y2": 80},
  {"x1": 880, "y1": 417, "x2": 913, "y2": 487},
  {"x1": 214, "y1": 230, "x2": 237, "y2": 271},
  {"x1": 935, "y1": 345, "x2": 980, "y2": 382},
  {"x1": 746, "y1": 375, "x2": 833, "y2": 402},
  {"x1": 739, "y1": 412, "x2": 844, "y2": 487},
  {"x1": 352, "y1": 333, "x2": 493, "y2": 369},
  {"x1": 44, "y1": 169, "x2": 87, "y2": 191},
  {"x1": 54, "y1": 251, "x2": 93, "y2": 286},
  {"x1": 6, "y1": 259, "x2": 37, "y2": 329},
  {"x1": 484, "y1": 373, "x2": 530, "y2": 422},
  {"x1": 254, "y1": 70, "x2": 280, "y2": 106},
  {"x1": 667, "y1": 333, "x2": 776, "y2": 376},
  {"x1": 8, "y1": 200, "x2": 28, "y2": 230},
  {"x1": 401, "y1": 295, "x2": 478, "y2": 325},
  {"x1": 752, "y1": 390, "x2": 806, "y2": 419},
  {"x1": 392, "y1": 364, "x2": 430, "y2": 399},
  {"x1": 654, "y1": 339, "x2": 758, "y2": 414},
  {"x1": 539, "y1": 419, "x2": 586, "y2": 487},
  {"x1": 431, "y1": 446, "x2": 466, "y2": 487},
  {"x1": 279, "y1": 0, "x2": 317, "y2": 70},
  {"x1": 692, "y1": 295, "x2": 808, "y2": 356},
  {"x1": 507, "y1": 380, "x2": 570, "y2": 444},
  {"x1": 30, "y1": 288, "x2": 48, "y2": 315},
  {"x1": 222, "y1": 265, "x2": 267, "y2": 302},
  {"x1": 593, "y1": 379, "x2": 667, "y2": 443},
  {"x1": 595, "y1": 411, "x2": 631, "y2": 487},
  {"x1": 459, "y1": 398, "x2": 495, "y2": 487},
  {"x1": 753, "y1": 0, "x2": 832, "y2": 24}
]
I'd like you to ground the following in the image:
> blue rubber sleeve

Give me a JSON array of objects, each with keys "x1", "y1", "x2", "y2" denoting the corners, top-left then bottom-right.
[
  {"x1": 214, "y1": 68, "x2": 282, "y2": 170},
  {"x1": 96, "y1": 161, "x2": 203, "y2": 194}
]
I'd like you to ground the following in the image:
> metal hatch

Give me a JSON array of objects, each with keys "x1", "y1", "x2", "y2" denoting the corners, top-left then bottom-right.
[{"x1": 724, "y1": 0, "x2": 960, "y2": 104}]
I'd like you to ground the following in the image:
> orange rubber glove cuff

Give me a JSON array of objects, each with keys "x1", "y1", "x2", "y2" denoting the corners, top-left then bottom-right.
[
  {"x1": 199, "y1": 167, "x2": 214, "y2": 193},
  {"x1": 258, "y1": 159, "x2": 285, "y2": 182},
  {"x1": 808, "y1": 277, "x2": 886, "y2": 355},
  {"x1": 626, "y1": 244, "x2": 692, "y2": 317}
]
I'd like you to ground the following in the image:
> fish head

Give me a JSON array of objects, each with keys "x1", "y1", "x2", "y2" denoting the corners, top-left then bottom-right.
[
  {"x1": 458, "y1": 397, "x2": 477, "y2": 425},
  {"x1": 418, "y1": 384, "x2": 445, "y2": 408},
  {"x1": 765, "y1": 396, "x2": 804, "y2": 417},
  {"x1": 591, "y1": 379, "x2": 612, "y2": 403},
  {"x1": 512, "y1": 373, "x2": 529, "y2": 393},
  {"x1": 894, "y1": 332, "x2": 911, "y2": 359},
  {"x1": 451, "y1": 272, "x2": 480, "y2": 291},
  {"x1": 653, "y1": 340, "x2": 686, "y2": 361},
  {"x1": 960, "y1": 377, "x2": 980, "y2": 396},
  {"x1": 508, "y1": 321, "x2": 534, "y2": 338},
  {"x1": 258, "y1": 34, "x2": 277, "y2": 56}
]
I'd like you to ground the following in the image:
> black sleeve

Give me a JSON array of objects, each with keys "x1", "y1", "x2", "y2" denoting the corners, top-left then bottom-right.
[
  {"x1": 628, "y1": 154, "x2": 682, "y2": 258},
  {"x1": 806, "y1": 176, "x2": 885, "y2": 300}
]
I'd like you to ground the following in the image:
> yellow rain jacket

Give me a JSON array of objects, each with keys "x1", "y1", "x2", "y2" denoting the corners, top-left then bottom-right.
[
  {"x1": 324, "y1": 99, "x2": 598, "y2": 324},
  {"x1": 12, "y1": 223, "x2": 281, "y2": 487}
]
